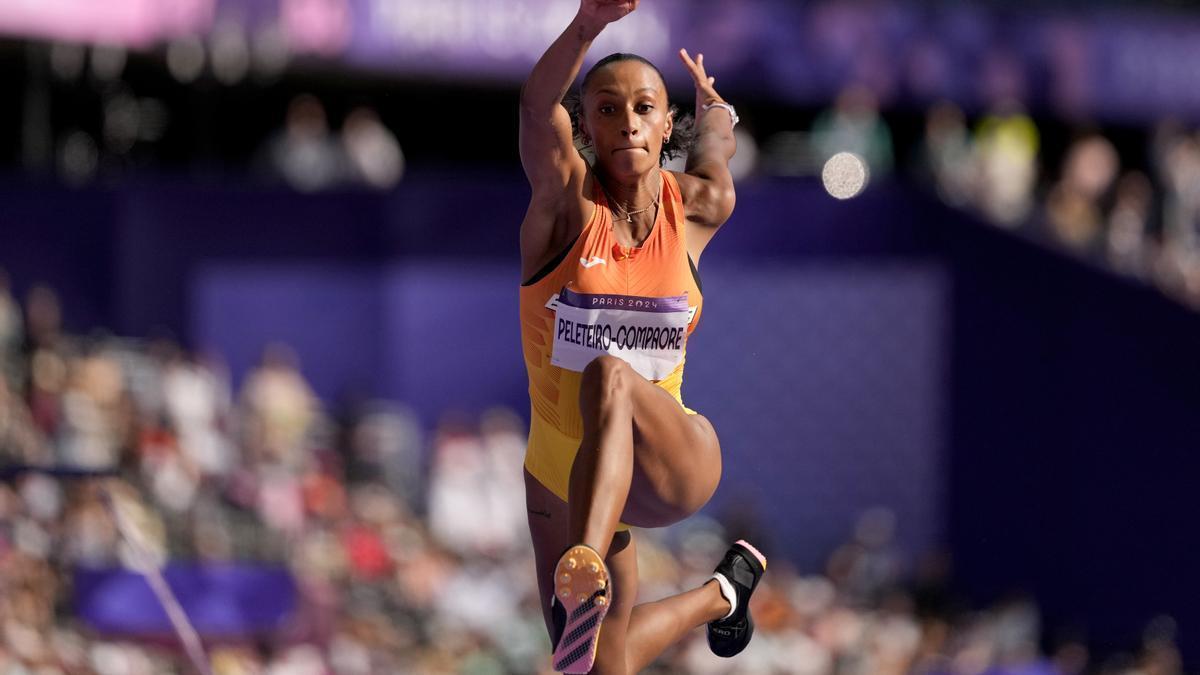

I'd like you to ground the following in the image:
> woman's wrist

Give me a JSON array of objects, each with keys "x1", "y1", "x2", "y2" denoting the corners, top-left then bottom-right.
[
  {"x1": 572, "y1": 12, "x2": 607, "y2": 41},
  {"x1": 701, "y1": 101, "x2": 739, "y2": 128}
]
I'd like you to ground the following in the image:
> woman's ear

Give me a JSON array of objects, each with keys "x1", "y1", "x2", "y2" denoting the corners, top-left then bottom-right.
[{"x1": 578, "y1": 115, "x2": 592, "y2": 147}]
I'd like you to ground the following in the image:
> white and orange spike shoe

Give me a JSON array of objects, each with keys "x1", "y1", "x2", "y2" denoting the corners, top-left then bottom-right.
[{"x1": 550, "y1": 544, "x2": 611, "y2": 674}]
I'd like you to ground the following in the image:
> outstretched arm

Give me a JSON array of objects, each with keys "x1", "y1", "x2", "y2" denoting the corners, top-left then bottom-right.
[
  {"x1": 676, "y1": 49, "x2": 737, "y2": 256},
  {"x1": 519, "y1": 1, "x2": 638, "y2": 275},
  {"x1": 519, "y1": 1, "x2": 638, "y2": 194}
]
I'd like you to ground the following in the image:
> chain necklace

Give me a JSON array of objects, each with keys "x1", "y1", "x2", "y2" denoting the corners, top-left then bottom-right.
[{"x1": 599, "y1": 175, "x2": 663, "y2": 225}]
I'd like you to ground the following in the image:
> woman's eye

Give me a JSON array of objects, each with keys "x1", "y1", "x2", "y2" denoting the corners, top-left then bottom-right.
[
  {"x1": 600, "y1": 105, "x2": 615, "y2": 114},
  {"x1": 637, "y1": 104, "x2": 653, "y2": 112}
]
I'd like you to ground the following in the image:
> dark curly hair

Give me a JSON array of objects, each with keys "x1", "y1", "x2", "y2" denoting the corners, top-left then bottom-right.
[{"x1": 565, "y1": 53, "x2": 696, "y2": 167}]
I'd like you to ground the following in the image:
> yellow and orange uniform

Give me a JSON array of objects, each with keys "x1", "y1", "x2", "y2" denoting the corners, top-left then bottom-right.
[{"x1": 519, "y1": 169, "x2": 704, "y2": 502}]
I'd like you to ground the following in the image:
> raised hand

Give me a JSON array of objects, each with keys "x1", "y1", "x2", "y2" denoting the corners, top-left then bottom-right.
[
  {"x1": 678, "y1": 48, "x2": 724, "y2": 115},
  {"x1": 578, "y1": 0, "x2": 639, "y2": 28}
]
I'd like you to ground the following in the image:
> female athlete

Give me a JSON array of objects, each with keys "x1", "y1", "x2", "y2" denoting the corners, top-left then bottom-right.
[{"x1": 518, "y1": 1, "x2": 766, "y2": 672}]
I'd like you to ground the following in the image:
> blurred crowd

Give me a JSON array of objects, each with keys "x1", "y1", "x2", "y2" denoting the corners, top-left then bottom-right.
[
  {"x1": 259, "y1": 95, "x2": 405, "y2": 193},
  {"x1": 768, "y1": 85, "x2": 1200, "y2": 311},
  {"x1": 914, "y1": 101, "x2": 1200, "y2": 310},
  {"x1": 0, "y1": 279, "x2": 1188, "y2": 674}
]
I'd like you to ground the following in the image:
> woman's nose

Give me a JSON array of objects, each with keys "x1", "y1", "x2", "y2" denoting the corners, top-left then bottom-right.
[{"x1": 621, "y1": 112, "x2": 639, "y2": 137}]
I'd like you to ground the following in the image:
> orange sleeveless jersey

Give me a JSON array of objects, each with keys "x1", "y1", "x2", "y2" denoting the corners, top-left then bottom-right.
[{"x1": 519, "y1": 169, "x2": 704, "y2": 502}]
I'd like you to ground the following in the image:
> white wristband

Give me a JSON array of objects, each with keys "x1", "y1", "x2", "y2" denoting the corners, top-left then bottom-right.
[{"x1": 701, "y1": 101, "x2": 739, "y2": 128}]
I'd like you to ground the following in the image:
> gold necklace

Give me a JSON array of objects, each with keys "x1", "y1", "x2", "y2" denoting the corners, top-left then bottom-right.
[{"x1": 600, "y1": 177, "x2": 662, "y2": 225}]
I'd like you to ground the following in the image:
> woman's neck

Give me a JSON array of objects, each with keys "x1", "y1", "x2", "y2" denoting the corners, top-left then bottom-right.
[
  {"x1": 598, "y1": 169, "x2": 662, "y2": 214},
  {"x1": 597, "y1": 168, "x2": 663, "y2": 248}
]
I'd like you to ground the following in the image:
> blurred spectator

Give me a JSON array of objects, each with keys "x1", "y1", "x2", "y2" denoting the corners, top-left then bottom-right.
[
  {"x1": 162, "y1": 349, "x2": 234, "y2": 477},
  {"x1": 0, "y1": 376, "x2": 51, "y2": 466},
  {"x1": 0, "y1": 270, "x2": 23, "y2": 392},
  {"x1": 1139, "y1": 615, "x2": 1184, "y2": 675},
  {"x1": 24, "y1": 284, "x2": 64, "y2": 353},
  {"x1": 59, "y1": 343, "x2": 127, "y2": 469},
  {"x1": 426, "y1": 414, "x2": 496, "y2": 556},
  {"x1": 24, "y1": 286, "x2": 71, "y2": 439},
  {"x1": 1152, "y1": 127, "x2": 1200, "y2": 304},
  {"x1": 826, "y1": 507, "x2": 901, "y2": 607},
  {"x1": 61, "y1": 482, "x2": 120, "y2": 566},
  {"x1": 239, "y1": 342, "x2": 317, "y2": 467},
  {"x1": 1157, "y1": 126, "x2": 1200, "y2": 253},
  {"x1": 918, "y1": 101, "x2": 975, "y2": 208},
  {"x1": 137, "y1": 410, "x2": 199, "y2": 515},
  {"x1": 348, "y1": 400, "x2": 424, "y2": 510},
  {"x1": 265, "y1": 94, "x2": 348, "y2": 192},
  {"x1": 341, "y1": 106, "x2": 404, "y2": 190},
  {"x1": 1045, "y1": 134, "x2": 1119, "y2": 254},
  {"x1": 811, "y1": 83, "x2": 895, "y2": 178},
  {"x1": 973, "y1": 103, "x2": 1039, "y2": 226},
  {"x1": 1106, "y1": 171, "x2": 1155, "y2": 277},
  {"x1": 478, "y1": 407, "x2": 530, "y2": 554}
]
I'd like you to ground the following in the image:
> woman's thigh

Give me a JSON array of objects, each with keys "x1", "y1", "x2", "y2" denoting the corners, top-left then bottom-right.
[{"x1": 619, "y1": 375, "x2": 722, "y2": 528}]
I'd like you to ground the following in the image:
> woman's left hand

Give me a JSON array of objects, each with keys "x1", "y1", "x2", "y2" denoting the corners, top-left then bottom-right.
[{"x1": 678, "y1": 48, "x2": 724, "y2": 116}]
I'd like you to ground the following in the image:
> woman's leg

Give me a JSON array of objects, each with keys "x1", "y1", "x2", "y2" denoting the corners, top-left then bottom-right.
[
  {"x1": 527, "y1": 472, "x2": 730, "y2": 674},
  {"x1": 526, "y1": 470, "x2": 571, "y2": 636},
  {"x1": 527, "y1": 470, "x2": 738, "y2": 674},
  {"x1": 552, "y1": 355, "x2": 723, "y2": 672},
  {"x1": 569, "y1": 355, "x2": 722, "y2": 556},
  {"x1": 599, "y1": 534, "x2": 732, "y2": 674}
]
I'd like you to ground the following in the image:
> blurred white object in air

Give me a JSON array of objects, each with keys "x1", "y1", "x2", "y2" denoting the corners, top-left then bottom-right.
[{"x1": 822, "y1": 151, "x2": 868, "y2": 200}]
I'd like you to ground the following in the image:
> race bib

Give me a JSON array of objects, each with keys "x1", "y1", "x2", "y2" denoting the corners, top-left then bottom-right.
[{"x1": 549, "y1": 288, "x2": 692, "y2": 381}]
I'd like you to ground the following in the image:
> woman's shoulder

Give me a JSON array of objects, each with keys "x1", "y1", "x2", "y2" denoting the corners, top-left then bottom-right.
[
  {"x1": 664, "y1": 168, "x2": 700, "y2": 205},
  {"x1": 520, "y1": 169, "x2": 603, "y2": 282},
  {"x1": 663, "y1": 169, "x2": 687, "y2": 201}
]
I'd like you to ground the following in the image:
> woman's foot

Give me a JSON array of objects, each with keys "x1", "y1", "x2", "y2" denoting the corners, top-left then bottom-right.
[
  {"x1": 551, "y1": 544, "x2": 612, "y2": 673},
  {"x1": 707, "y1": 539, "x2": 767, "y2": 658}
]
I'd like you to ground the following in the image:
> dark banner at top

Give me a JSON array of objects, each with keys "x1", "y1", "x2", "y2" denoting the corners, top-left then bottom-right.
[{"x1": 3, "y1": 0, "x2": 1200, "y2": 121}]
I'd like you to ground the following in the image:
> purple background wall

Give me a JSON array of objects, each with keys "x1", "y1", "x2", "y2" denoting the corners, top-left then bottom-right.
[
  {"x1": 192, "y1": 264, "x2": 384, "y2": 403},
  {"x1": 683, "y1": 261, "x2": 947, "y2": 570}
]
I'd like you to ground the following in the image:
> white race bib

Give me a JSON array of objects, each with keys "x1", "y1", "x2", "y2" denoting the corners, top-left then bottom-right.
[{"x1": 549, "y1": 288, "x2": 691, "y2": 381}]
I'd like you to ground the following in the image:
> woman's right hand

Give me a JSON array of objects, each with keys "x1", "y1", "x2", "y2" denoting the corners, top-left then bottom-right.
[{"x1": 578, "y1": 0, "x2": 639, "y2": 28}]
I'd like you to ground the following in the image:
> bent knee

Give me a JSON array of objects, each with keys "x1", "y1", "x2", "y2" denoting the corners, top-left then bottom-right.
[{"x1": 580, "y1": 355, "x2": 634, "y2": 406}]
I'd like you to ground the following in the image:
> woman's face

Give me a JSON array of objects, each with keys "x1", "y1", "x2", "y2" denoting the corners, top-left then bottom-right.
[{"x1": 581, "y1": 60, "x2": 673, "y2": 178}]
